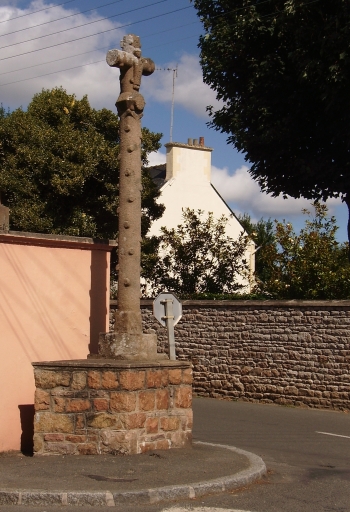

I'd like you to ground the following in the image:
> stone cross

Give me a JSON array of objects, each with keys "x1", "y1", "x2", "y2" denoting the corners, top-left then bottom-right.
[{"x1": 102, "y1": 34, "x2": 159, "y2": 360}]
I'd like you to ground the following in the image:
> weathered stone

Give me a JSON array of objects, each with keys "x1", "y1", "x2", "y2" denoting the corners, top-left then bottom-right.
[
  {"x1": 66, "y1": 435, "x2": 86, "y2": 443},
  {"x1": 138, "y1": 390, "x2": 155, "y2": 411},
  {"x1": 119, "y1": 370, "x2": 145, "y2": 390},
  {"x1": 78, "y1": 443, "x2": 98, "y2": 455},
  {"x1": 33, "y1": 434, "x2": 43, "y2": 453},
  {"x1": 66, "y1": 399, "x2": 91, "y2": 413},
  {"x1": 34, "y1": 413, "x2": 74, "y2": 434},
  {"x1": 169, "y1": 369, "x2": 182, "y2": 385},
  {"x1": 147, "y1": 370, "x2": 163, "y2": 388},
  {"x1": 110, "y1": 392, "x2": 136, "y2": 412},
  {"x1": 156, "y1": 389, "x2": 169, "y2": 410},
  {"x1": 101, "y1": 371, "x2": 119, "y2": 389},
  {"x1": 122, "y1": 412, "x2": 146, "y2": 429},
  {"x1": 155, "y1": 439, "x2": 170, "y2": 450},
  {"x1": 87, "y1": 371, "x2": 101, "y2": 389},
  {"x1": 75, "y1": 414, "x2": 85, "y2": 430},
  {"x1": 175, "y1": 387, "x2": 192, "y2": 408},
  {"x1": 93, "y1": 398, "x2": 109, "y2": 411},
  {"x1": 45, "y1": 442, "x2": 77, "y2": 455},
  {"x1": 35, "y1": 370, "x2": 71, "y2": 389},
  {"x1": 105, "y1": 35, "x2": 158, "y2": 360},
  {"x1": 71, "y1": 372, "x2": 87, "y2": 390},
  {"x1": 160, "y1": 416, "x2": 180, "y2": 431},
  {"x1": 140, "y1": 441, "x2": 156, "y2": 453},
  {"x1": 182, "y1": 368, "x2": 193, "y2": 385},
  {"x1": 87, "y1": 413, "x2": 122, "y2": 429},
  {"x1": 44, "y1": 434, "x2": 64, "y2": 442},
  {"x1": 145, "y1": 417, "x2": 159, "y2": 434},
  {"x1": 34, "y1": 389, "x2": 50, "y2": 411},
  {"x1": 100, "y1": 430, "x2": 138, "y2": 455}
]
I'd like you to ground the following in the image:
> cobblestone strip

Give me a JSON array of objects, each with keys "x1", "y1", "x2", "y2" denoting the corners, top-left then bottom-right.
[{"x1": 0, "y1": 442, "x2": 266, "y2": 506}]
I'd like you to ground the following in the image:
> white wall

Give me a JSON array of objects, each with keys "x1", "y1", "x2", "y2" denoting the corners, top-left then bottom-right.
[{"x1": 148, "y1": 141, "x2": 255, "y2": 289}]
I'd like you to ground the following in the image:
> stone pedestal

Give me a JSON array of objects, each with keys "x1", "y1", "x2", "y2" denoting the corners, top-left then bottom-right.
[{"x1": 32, "y1": 359, "x2": 192, "y2": 456}]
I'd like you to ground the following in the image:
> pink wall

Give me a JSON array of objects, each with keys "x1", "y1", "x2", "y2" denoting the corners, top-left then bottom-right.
[{"x1": 0, "y1": 232, "x2": 114, "y2": 452}]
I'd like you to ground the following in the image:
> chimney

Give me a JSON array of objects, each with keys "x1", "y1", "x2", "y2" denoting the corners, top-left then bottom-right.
[{"x1": 199, "y1": 136, "x2": 204, "y2": 146}]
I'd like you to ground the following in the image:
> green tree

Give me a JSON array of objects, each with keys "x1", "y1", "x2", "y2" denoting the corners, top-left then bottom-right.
[
  {"x1": 193, "y1": 0, "x2": 350, "y2": 241},
  {"x1": 145, "y1": 208, "x2": 250, "y2": 297},
  {"x1": 0, "y1": 87, "x2": 163, "y2": 242},
  {"x1": 237, "y1": 213, "x2": 275, "y2": 282},
  {"x1": 257, "y1": 203, "x2": 350, "y2": 299}
]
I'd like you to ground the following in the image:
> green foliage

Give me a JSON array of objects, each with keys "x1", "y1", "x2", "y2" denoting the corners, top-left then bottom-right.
[
  {"x1": 145, "y1": 208, "x2": 250, "y2": 297},
  {"x1": 238, "y1": 213, "x2": 275, "y2": 282},
  {"x1": 257, "y1": 203, "x2": 350, "y2": 299},
  {"x1": 0, "y1": 87, "x2": 163, "y2": 242},
  {"x1": 194, "y1": 0, "x2": 350, "y2": 230}
]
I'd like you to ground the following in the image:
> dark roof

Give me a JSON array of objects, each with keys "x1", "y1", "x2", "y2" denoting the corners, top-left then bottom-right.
[{"x1": 146, "y1": 164, "x2": 166, "y2": 189}]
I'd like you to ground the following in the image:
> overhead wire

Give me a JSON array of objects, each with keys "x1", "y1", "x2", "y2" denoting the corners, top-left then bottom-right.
[
  {"x1": 0, "y1": 0, "x2": 321, "y2": 86},
  {"x1": 0, "y1": 4, "x2": 191, "y2": 63},
  {"x1": 0, "y1": 0, "x2": 79, "y2": 24},
  {"x1": 0, "y1": 34, "x2": 198, "y2": 87},
  {"x1": 0, "y1": 20, "x2": 198, "y2": 76},
  {"x1": 0, "y1": 0, "x2": 171, "y2": 50},
  {"x1": 0, "y1": 0, "x2": 126, "y2": 39}
]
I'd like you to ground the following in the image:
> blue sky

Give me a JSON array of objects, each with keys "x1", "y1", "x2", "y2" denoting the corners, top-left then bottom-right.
[{"x1": 0, "y1": 0, "x2": 348, "y2": 241}]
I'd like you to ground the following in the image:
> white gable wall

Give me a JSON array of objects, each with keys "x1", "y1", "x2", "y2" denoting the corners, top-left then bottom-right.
[{"x1": 148, "y1": 141, "x2": 255, "y2": 289}]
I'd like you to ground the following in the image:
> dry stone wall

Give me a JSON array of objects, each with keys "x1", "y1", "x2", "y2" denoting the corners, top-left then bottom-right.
[{"x1": 110, "y1": 300, "x2": 350, "y2": 411}]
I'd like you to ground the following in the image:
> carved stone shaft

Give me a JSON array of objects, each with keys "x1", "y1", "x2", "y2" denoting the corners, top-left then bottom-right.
[
  {"x1": 115, "y1": 91, "x2": 144, "y2": 337},
  {"x1": 102, "y1": 34, "x2": 159, "y2": 360}
]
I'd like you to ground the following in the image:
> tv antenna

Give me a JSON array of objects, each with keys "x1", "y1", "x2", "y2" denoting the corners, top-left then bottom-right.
[{"x1": 157, "y1": 65, "x2": 178, "y2": 142}]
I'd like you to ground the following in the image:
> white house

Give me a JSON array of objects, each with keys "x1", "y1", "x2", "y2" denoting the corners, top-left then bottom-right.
[{"x1": 147, "y1": 137, "x2": 255, "y2": 290}]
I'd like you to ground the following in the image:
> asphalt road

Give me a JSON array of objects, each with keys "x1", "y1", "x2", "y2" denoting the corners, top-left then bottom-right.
[{"x1": 3, "y1": 397, "x2": 350, "y2": 512}]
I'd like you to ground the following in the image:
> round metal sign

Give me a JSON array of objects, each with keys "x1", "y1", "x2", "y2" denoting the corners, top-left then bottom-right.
[{"x1": 153, "y1": 292, "x2": 182, "y2": 327}]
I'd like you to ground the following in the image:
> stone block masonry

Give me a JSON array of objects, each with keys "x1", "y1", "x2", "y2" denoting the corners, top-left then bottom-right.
[
  {"x1": 110, "y1": 300, "x2": 350, "y2": 411},
  {"x1": 32, "y1": 360, "x2": 192, "y2": 455}
]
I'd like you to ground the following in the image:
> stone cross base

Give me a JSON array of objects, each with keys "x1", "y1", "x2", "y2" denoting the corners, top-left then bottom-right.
[
  {"x1": 95, "y1": 332, "x2": 166, "y2": 361},
  {"x1": 32, "y1": 360, "x2": 192, "y2": 456}
]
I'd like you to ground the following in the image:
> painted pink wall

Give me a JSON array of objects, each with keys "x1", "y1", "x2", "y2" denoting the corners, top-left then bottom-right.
[{"x1": 0, "y1": 233, "x2": 113, "y2": 452}]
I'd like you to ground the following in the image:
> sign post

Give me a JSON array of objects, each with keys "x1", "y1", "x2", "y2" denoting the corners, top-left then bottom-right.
[{"x1": 153, "y1": 293, "x2": 182, "y2": 360}]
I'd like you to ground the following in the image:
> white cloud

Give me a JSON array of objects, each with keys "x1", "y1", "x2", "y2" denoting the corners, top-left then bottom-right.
[
  {"x1": 144, "y1": 53, "x2": 222, "y2": 119},
  {"x1": 0, "y1": 1, "x2": 125, "y2": 110},
  {"x1": 212, "y1": 164, "x2": 342, "y2": 220},
  {"x1": 0, "y1": 3, "x2": 220, "y2": 120},
  {"x1": 147, "y1": 149, "x2": 166, "y2": 167}
]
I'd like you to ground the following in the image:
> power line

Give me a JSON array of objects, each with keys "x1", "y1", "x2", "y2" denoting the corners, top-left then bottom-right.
[
  {"x1": 0, "y1": 0, "x2": 79, "y2": 24},
  {"x1": 0, "y1": 0, "x2": 170, "y2": 50},
  {"x1": 0, "y1": 4, "x2": 192, "y2": 63},
  {"x1": 0, "y1": 59, "x2": 104, "y2": 87},
  {"x1": 0, "y1": 34, "x2": 198, "y2": 87},
  {"x1": 0, "y1": 21, "x2": 198, "y2": 77},
  {"x1": 0, "y1": 0, "x2": 126, "y2": 39}
]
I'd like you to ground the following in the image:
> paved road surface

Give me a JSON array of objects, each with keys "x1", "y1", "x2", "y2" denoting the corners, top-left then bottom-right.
[{"x1": 4, "y1": 397, "x2": 350, "y2": 512}]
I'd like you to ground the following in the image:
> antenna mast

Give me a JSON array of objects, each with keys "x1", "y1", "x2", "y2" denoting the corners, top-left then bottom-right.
[
  {"x1": 170, "y1": 65, "x2": 178, "y2": 142},
  {"x1": 156, "y1": 66, "x2": 178, "y2": 142}
]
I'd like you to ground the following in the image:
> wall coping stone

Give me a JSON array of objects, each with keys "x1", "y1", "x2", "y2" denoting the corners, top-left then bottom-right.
[
  {"x1": 111, "y1": 299, "x2": 350, "y2": 308},
  {"x1": 32, "y1": 359, "x2": 191, "y2": 370},
  {"x1": 0, "y1": 232, "x2": 116, "y2": 251}
]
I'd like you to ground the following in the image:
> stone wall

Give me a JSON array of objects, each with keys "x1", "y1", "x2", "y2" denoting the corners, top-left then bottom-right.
[
  {"x1": 33, "y1": 360, "x2": 192, "y2": 456},
  {"x1": 110, "y1": 300, "x2": 350, "y2": 411}
]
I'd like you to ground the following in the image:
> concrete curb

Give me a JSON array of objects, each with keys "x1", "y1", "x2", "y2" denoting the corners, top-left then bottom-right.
[{"x1": 0, "y1": 442, "x2": 266, "y2": 507}]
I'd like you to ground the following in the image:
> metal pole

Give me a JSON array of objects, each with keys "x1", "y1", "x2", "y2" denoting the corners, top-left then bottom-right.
[
  {"x1": 170, "y1": 66, "x2": 177, "y2": 142},
  {"x1": 161, "y1": 299, "x2": 176, "y2": 360}
]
